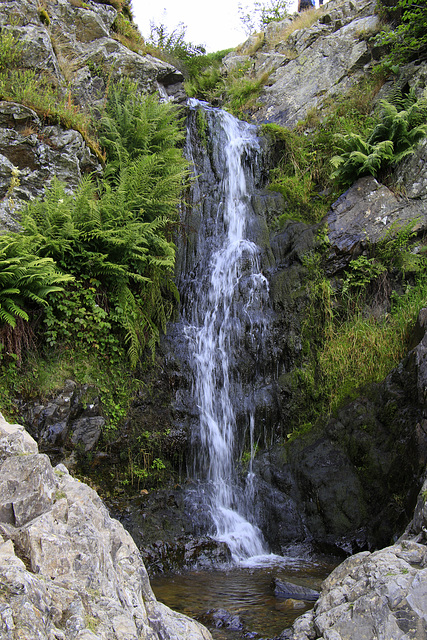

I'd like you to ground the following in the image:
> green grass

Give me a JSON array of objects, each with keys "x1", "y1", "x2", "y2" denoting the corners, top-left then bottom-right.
[
  {"x1": 3, "y1": 70, "x2": 103, "y2": 159},
  {"x1": 262, "y1": 75, "x2": 385, "y2": 226},
  {"x1": 301, "y1": 268, "x2": 427, "y2": 420}
]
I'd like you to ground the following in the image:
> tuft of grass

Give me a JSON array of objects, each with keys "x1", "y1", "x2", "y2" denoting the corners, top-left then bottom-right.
[
  {"x1": 236, "y1": 31, "x2": 265, "y2": 55},
  {"x1": 111, "y1": 13, "x2": 145, "y2": 54},
  {"x1": 317, "y1": 277, "x2": 427, "y2": 413},
  {"x1": 280, "y1": 7, "x2": 322, "y2": 42},
  {"x1": 226, "y1": 70, "x2": 271, "y2": 117},
  {"x1": 0, "y1": 68, "x2": 104, "y2": 161}
]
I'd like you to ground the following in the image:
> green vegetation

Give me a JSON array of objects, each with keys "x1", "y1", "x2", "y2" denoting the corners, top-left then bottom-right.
[
  {"x1": 0, "y1": 78, "x2": 190, "y2": 433},
  {"x1": 0, "y1": 28, "x2": 103, "y2": 159},
  {"x1": 226, "y1": 70, "x2": 271, "y2": 117},
  {"x1": 144, "y1": 21, "x2": 233, "y2": 103},
  {"x1": 331, "y1": 89, "x2": 427, "y2": 188},
  {"x1": 111, "y1": 12, "x2": 145, "y2": 53},
  {"x1": 0, "y1": 238, "x2": 72, "y2": 332},
  {"x1": 261, "y1": 81, "x2": 427, "y2": 225},
  {"x1": 289, "y1": 222, "x2": 427, "y2": 435},
  {"x1": 183, "y1": 50, "x2": 232, "y2": 100},
  {"x1": 261, "y1": 77, "x2": 383, "y2": 224},
  {"x1": 147, "y1": 21, "x2": 206, "y2": 61},
  {"x1": 38, "y1": 7, "x2": 50, "y2": 27},
  {"x1": 375, "y1": 0, "x2": 427, "y2": 68}
]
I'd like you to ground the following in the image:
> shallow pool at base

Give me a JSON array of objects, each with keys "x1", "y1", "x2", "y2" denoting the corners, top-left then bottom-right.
[{"x1": 151, "y1": 552, "x2": 339, "y2": 639}]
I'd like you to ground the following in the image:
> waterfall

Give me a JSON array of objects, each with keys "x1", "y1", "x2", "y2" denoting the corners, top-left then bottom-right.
[{"x1": 181, "y1": 100, "x2": 271, "y2": 562}]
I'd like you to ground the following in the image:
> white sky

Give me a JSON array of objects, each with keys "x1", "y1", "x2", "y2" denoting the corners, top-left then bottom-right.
[{"x1": 131, "y1": 0, "x2": 324, "y2": 53}]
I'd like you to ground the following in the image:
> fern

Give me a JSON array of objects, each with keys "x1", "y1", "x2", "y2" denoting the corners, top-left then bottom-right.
[
  {"x1": 331, "y1": 89, "x2": 427, "y2": 188},
  {"x1": 12, "y1": 77, "x2": 190, "y2": 368},
  {"x1": 0, "y1": 235, "x2": 73, "y2": 362},
  {"x1": 99, "y1": 79, "x2": 185, "y2": 174}
]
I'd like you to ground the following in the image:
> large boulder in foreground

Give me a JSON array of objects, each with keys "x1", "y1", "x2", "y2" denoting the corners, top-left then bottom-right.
[
  {"x1": 282, "y1": 538, "x2": 427, "y2": 640},
  {"x1": 0, "y1": 413, "x2": 212, "y2": 640}
]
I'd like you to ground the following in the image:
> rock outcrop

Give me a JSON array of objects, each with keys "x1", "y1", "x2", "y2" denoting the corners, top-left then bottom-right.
[
  {"x1": 223, "y1": 0, "x2": 380, "y2": 128},
  {"x1": 0, "y1": 101, "x2": 102, "y2": 231},
  {"x1": 252, "y1": 303, "x2": 427, "y2": 558},
  {"x1": 0, "y1": 0, "x2": 185, "y2": 229},
  {"x1": 281, "y1": 540, "x2": 427, "y2": 639},
  {"x1": 22, "y1": 379, "x2": 106, "y2": 458},
  {"x1": 1, "y1": 0, "x2": 183, "y2": 108},
  {"x1": 325, "y1": 171, "x2": 427, "y2": 274},
  {"x1": 281, "y1": 501, "x2": 427, "y2": 640},
  {"x1": 0, "y1": 413, "x2": 212, "y2": 640}
]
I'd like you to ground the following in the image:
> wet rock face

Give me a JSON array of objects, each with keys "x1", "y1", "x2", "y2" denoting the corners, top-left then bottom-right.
[
  {"x1": 0, "y1": 413, "x2": 213, "y2": 640},
  {"x1": 20, "y1": 380, "x2": 105, "y2": 457},
  {"x1": 252, "y1": 309, "x2": 427, "y2": 557},
  {"x1": 166, "y1": 107, "x2": 285, "y2": 455},
  {"x1": 142, "y1": 537, "x2": 232, "y2": 576}
]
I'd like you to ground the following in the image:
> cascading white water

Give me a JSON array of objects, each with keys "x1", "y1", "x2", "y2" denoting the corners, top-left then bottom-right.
[{"x1": 183, "y1": 101, "x2": 271, "y2": 561}]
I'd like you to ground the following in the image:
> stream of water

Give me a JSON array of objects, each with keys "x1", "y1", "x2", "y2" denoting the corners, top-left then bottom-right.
[
  {"x1": 151, "y1": 550, "x2": 338, "y2": 639},
  {"x1": 151, "y1": 101, "x2": 339, "y2": 638},
  {"x1": 182, "y1": 100, "x2": 271, "y2": 561}
]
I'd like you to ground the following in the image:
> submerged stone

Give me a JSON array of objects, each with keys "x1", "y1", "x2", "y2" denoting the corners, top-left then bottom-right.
[{"x1": 273, "y1": 577, "x2": 320, "y2": 601}]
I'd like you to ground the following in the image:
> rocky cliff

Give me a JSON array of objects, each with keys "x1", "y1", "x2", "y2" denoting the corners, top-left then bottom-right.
[
  {"x1": 2, "y1": 0, "x2": 427, "y2": 638},
  {"x1": 282, "y1": 445, "x2": 427, "y2": 638},
  {"x1": 0, "y1": 0, "x2": 185, "y2": 230},
  {"x1": 224, "y1": 0, "x2": 382, "y2": 128},
  {"x1": 0, "y1": 413, "x2": 212, "y2": 640}
]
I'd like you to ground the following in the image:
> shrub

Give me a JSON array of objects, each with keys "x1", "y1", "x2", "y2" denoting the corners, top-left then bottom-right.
[
  {"x1": 111, "y1": 13, "x2": 145, "y2": 53},
  {"x1": 0, "y1": 27, "x2": 22, "y2": 71},
  {"x1": 147, "y1": 21, "x2": 206, "y2": 64},
  {"x1": 375, "y1": 0, "x2": 427, "y2": 66},
  {"x1": 238, "y1": 0, "x2": 290, "y2": 35}
]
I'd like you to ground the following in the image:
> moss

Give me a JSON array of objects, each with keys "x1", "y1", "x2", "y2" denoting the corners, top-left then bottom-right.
[
  {"x1": 195, "y1": 109, "x2": 208, "y2": 148},
  {"x1": 38, "y1": 7, "x2": 50, "y2": 26}
]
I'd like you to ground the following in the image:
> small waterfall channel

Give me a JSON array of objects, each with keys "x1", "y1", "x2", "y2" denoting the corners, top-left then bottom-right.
[
  {"x1": 151, "y1": 100, "x2": 338, "y2": 640},
  {"x1": 181, "y1": 100, "x2": 271, "y2": 562}
]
